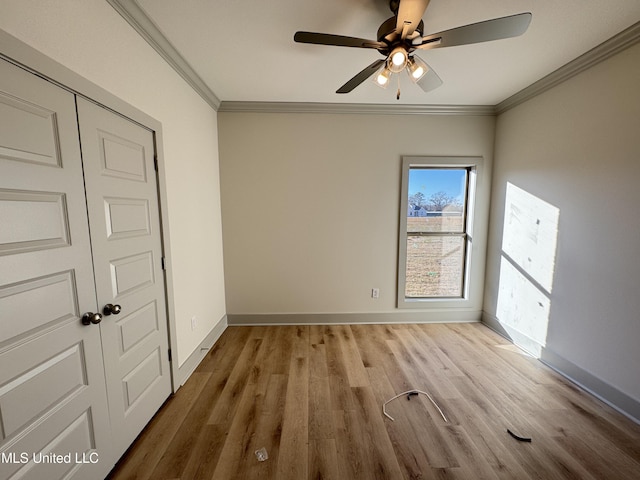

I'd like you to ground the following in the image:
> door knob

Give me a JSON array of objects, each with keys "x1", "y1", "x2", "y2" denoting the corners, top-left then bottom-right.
[
  {"x1": 103, "y1": 304, "x2": 122, "y2": 316},
  {"x1": 82, "y1": 312, "x2": 102, "y2": 325}
]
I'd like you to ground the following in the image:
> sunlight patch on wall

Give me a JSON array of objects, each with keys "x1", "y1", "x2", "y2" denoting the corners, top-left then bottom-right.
[
  {"x1": 502, "y1": 183, "x2": 559, "y2": 292},
  {"x1": 496, "y1": 183, "x2": 559, "y2": 357},
  {"x1": 497, "y1": 258, "x2": 552, "y2": 354}
]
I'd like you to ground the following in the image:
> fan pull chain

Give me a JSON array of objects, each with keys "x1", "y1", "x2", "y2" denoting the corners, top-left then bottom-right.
[{"x1": 396, "y1": 74, "x2": 401, "y2": 100}]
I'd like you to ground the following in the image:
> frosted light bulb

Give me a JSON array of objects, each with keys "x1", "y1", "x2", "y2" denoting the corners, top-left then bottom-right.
[{"x1": 391, "y1": 50, "x2": 406, "y2": 66}]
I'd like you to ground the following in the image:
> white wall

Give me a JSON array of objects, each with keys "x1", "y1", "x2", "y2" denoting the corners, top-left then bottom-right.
[
  {"x1": 484, "y1": 43, "x2": 640, "y2": 407},
  {"x1": 218, "y1": 112, "x2": 495, "y2": 319},
  {"x1": 0, "y1": 0, "x2": 226, "y2": 369}
]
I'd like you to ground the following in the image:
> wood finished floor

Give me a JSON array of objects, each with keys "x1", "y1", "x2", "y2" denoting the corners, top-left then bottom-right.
[{"x1": 107, "y1": 324, "x2": 640, "y2": 479}]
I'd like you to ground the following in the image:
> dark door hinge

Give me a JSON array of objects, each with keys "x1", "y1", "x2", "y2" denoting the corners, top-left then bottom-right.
[
  {"x1": 161, "y1": 257, "x2": 166, "y2": 270},
  {"x1": 168, "y1": 349, "x2": 172, "y2": 362},
  {"x1": 154, "y1": 155, "x2": 159, "y2": 172}
]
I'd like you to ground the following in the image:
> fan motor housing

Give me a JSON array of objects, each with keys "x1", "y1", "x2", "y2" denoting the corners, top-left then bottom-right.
[
  {"x1": 377, "y1": 16, "x2": 397, "y2": 42},
  {"x1": 377, "y1": 16, "x2": 424, "y2": 53}
]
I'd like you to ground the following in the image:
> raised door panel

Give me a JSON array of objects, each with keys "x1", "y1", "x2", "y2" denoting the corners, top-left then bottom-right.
[
  {"x1": 76, "y1": 98, "x2": 171, "y2": 461},
  {"x1": 0, "y1": 59, "x2": 113, "y2": 479},
  {"x1": 0, "y1": 191, "x2": 70, "y2": 255},
  {"x1": 0, "y1": 88, "x2": 61, "y2": 167},
  {"x1": 105, "y1": 197, "x2": 151, "y2": 240},
  {"x1": 0, "y1": 271, "x2": 77, "y2": 341}
]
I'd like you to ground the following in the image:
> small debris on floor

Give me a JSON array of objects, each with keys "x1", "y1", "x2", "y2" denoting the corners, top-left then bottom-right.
[
  {"x1": 507, "y1": 429, "x2": 532, "y2": 442},
  {"x1": 255, "y1": 447, "x2": 269, "y2": 461},
  {"x1": 383, "y1": 389, "x2": 448, "y2": 422}
]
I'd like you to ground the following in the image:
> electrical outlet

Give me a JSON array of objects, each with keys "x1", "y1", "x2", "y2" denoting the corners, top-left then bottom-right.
[
  {"x1": 191, "y1": 316, "x2": 197, "y2": 331},
  {"x1": 372, "y1": 288, "x2": 380, "y2": 299}
]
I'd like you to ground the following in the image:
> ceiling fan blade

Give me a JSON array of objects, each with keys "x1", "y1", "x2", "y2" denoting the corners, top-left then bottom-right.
[
  {"x1": 396, "y1": 0, "x2": 431, "y2": 38},
  {"x1": 416, "y1": 12, "x2": 532, "y2": 50},
  {"x1": 294, "y1": 31, "x2": 384, "y2": 49},
  {"x1": 415, "y1": 58, "x2": 443, "y2": 93},
  {"x1": 336, "y1": 59, "x2": 386, "y2": 94}
]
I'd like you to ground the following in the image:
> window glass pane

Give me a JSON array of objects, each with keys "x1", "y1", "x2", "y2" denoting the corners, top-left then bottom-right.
[
  {"x1": 407, "y1": 168, "x2": 467, "y2": 233},
  {"x1": 398, "y1": 157, "x2": 483, "y2": 307},
  {"x1": 405, "y1": 235, "x2": 465, "y2": 298}
]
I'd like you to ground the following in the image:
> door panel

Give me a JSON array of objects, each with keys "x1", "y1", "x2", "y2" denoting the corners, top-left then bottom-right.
[
  {"x1": 0, "y1": 59, "x2": 113, "y2": 480},
  {"x1": 0, "y1": 342, "x2": 86, "y2": 438},
  {"x1": 99, "y1": 131, "x2": 148, "y2": 182},
  {"x1": 110, "y1": 251, "x2": 155, "y2": 298},
  {"x1": 77, "y1": 98, "x2": 171, "y2": 460},
  {"x1": 0, "y1": 190, "x2": 70, "y2": 255},
  {"x1": 105, "y1": 197, "x2": 151, "y2": 240},
  {"x1": 122, "y1": 348, "x2": 163, "y2": 407},
  {"x1": 0, "y1": 270, "x2": 77, "y2": 341},
  {"x1": 0, "y1": 88, "x2": 61, "y2": 167},
  {"x1": 117, "y1": 301, "x2": 159, "y2": 353}
]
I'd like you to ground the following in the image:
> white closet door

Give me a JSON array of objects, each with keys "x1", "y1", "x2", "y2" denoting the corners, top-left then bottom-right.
[
  {"x1": 0, "y1": 60, "x2": 113, "y2": 479},
  {"x1": 76, "y1": 98, "x2": 172, "y2": 461}
]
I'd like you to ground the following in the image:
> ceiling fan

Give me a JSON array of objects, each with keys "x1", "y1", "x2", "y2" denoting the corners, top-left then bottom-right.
[{"x1": 294, "y1": 0, "x2": 532, "y2": 97}]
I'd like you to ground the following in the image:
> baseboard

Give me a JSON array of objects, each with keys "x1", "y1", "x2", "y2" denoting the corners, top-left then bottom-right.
[
  {"x1": 175, "y1": 315, "x2": 227, "y2": 388},
  {"x1": 481, "y1": 311, "x2": 511, "y2": 337},
  {"x1": 481, "y1": 312, "x2": 545, "y2": 357},
  {"x1": 481, "y1": 311, "x2": 640, "y2": 425},
  {"x1": 540, "y1": 348, "x2": 640, "y2": 425},
  {"x1": 227, "y1": 310, "x2": 481, "y2": 326}
]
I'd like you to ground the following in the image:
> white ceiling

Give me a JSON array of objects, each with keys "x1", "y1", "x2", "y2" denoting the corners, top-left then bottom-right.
[{"x1": 135, "y1": 0, "x2": 640, "y2": 106}]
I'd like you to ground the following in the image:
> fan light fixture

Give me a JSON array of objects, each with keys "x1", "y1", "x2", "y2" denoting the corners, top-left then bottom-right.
[
  {"x1": 374, "y1": 53, "x2": 428, "y2": 90},
  {"x1": 407, "y1": 55, "x2": 428, "y2": 82},
  {"x1": 388, "y1": 47, "x2": 408, "y2": 73},
  {"x1": 375, "y1": 67, "x2": 392, "y2": 88}
]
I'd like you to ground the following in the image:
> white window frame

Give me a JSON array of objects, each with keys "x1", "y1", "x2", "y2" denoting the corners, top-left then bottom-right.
[{"x1": 397, "y1": 156, "x2": 487, "y2": 310}]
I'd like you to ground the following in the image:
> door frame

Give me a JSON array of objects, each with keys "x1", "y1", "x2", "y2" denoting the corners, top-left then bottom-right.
[{"x1": 0, "y1": 29, "x2": 180, "y2": 392}]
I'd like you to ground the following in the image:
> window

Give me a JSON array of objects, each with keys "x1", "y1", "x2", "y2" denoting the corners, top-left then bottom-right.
[{"x1": 398, "y1": 157, "x2": 482, "y2": 308}]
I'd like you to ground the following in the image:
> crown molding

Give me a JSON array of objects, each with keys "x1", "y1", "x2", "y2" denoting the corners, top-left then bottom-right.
[
  {"x1": 218, "y1": 102, "x2": 496, "y2": 116},
  {"x1": 497, "y1": 21, "x2": 640, "y2": 114},
  {"x1": 107, "y1": 0, "x2": 221, "y2": 110}
]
